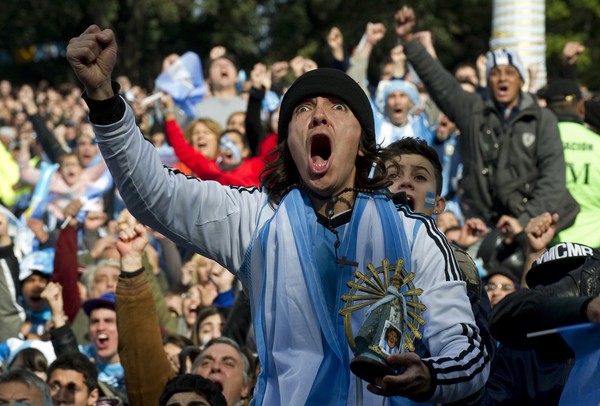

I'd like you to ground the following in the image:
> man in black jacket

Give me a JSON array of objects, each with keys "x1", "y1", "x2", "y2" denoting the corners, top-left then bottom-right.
[
  {"x1": 490, "y1": 242, "x2": 598, "y2": 350},
  {"x1": 394, "y1": 7, "x2": 578, "y2": 233},
  {"x1": 484, "y1": 211, "x2": 599, "y2": 405}
]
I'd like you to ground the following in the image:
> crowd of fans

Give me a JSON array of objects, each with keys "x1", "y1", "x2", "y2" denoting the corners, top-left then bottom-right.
[{"x1": 0, "y1": 5, "x2": 598, "y2": 405}]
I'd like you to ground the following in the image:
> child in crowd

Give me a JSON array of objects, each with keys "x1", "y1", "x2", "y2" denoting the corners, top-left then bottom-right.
[{"x1": 384, "y1": 137, "x2": 495, "y2": 359}]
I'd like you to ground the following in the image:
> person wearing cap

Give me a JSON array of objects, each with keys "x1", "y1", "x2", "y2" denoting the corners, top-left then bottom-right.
[
  {"x1": 374, "y1": 79, "x2": 435, "y2": 147},
  {"x1": 343, "y1": 22, "x2": 435, "y2": 147},
  {"x1": 0, "y1": 233, "x2": 59, "y2": 371},
  {"x1": 396, "y1": 7, "x2": 579, "y2": 234},
  {"x1": 43, "y1": 280, "x2": 125, "y2": 400},
  {"x1": 67, "y1": 25, "x2": 489, "y2": 404},
  {"x1": 484, "y1": 220, "x2": 599, "y2": 404},
  {"x1": 490, "y1": 239, "x2": 598, "y2": 349},
  {"x1": 557, "y1": 40, "x2": 600, "y2": 135},
  {"x1": 545, "y1": 78, "x2": 600, "y2": 248},
  {"x1": 17, "y1": 249, "x2": 55, "y2": 338}
]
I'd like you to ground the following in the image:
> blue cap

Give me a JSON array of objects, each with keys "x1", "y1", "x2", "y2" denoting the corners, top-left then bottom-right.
[
  {"x1": 376, "y1": 79, "x2": 421, "y2": 113},
  {"x1": 82, "y1": 292, "x2": 116, "y2": 316}
]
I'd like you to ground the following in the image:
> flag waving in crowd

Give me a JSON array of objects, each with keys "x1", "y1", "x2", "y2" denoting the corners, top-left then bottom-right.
[
  {"x1": 155, "y1": 51, "x2": 207, "y2": 117},
  {"x1": 557, "y1": 323, "x2": 600, "y2": 405},
  {"x1": 23, "y1": 161, "x2": 59, "y2": 221}
]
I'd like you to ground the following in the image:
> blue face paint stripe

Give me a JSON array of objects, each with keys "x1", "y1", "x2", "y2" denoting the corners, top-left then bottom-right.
[
  {"x1": 424, "y1": 192, "x2": 436, "y2": 208},
  {"x1": 219, "y1": 135, "x2": 243, "y2": 162}
]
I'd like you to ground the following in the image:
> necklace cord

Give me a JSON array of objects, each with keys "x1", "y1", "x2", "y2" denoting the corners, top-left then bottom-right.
[{"x1": 285, "y1": 184, "x2": 392, "y2": 260}]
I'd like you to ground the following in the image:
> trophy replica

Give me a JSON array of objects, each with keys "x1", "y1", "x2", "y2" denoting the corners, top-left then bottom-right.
[{"x1": 339, "y1": 258, "x2": 426, "y2": 385}]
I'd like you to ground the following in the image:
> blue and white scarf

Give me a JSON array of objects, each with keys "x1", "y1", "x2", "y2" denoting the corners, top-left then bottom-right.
[{"x1": 253, "y1": 188, "x2": 413, "y2": 405}]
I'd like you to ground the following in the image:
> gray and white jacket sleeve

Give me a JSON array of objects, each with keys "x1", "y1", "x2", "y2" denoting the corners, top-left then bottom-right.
[{"x1": 91, "y1": 100, "x2": 267, "y2": 274}]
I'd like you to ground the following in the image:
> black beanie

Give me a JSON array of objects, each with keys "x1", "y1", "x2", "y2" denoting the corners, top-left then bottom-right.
[
  {"x1": 545, "y1": 79, "x2": 582, "y2": 103},
  {"x1": 277, "y1": 68, "x2": 375, "y2": 144}
]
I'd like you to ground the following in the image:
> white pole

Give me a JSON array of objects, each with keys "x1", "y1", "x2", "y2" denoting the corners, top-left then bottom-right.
[{"x1": 490, "y1": 0, "x2": 547, "y2": 93}]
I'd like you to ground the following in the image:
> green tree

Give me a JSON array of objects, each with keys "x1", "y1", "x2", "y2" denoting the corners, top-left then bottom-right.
[
  {"x1": 0, "y1": 0, "x2": 598, "y2": 92},
  {"x1": 546, "y1": 0, "x2": 600, "y2": 89}
]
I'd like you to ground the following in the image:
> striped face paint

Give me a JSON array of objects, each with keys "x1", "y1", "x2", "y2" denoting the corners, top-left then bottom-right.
[
  {"x1": 424, "y1": 192, "x2": 436, "y2": 208},
  {"x1": 219, "y1": 134, "x2": 243, "y2": 165}
]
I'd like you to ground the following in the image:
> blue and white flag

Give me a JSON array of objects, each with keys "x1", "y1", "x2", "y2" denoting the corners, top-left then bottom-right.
[
  {"x1": 155, "y1": 52, "x2": 207, "y2": 118},
  {"x1": 557, "y1": 323, "x2": 600, "y2": 405},
  {"x1": 25, "y1": 161, "x2": 59, "y2": 220},
  {"x1": 76, "y1": 168, "x2": 113, "y2": 223},
  {"x1": 262, "y1": 90, "x2": 281, "y2": 113},
  {"x1": 0, "y1": 204, "x2": 35, "y2": 259}
]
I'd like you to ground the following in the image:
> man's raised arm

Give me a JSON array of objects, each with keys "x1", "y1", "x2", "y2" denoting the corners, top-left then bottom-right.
[{"x1": 66, "y1": 25, "x2": 117, "y2": 100}]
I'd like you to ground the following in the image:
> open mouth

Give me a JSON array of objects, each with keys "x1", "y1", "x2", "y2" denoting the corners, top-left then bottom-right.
[
  {"x1": 29, "y1": 295, "x2": 43, "y2": 304},
  {"x1": 497, "y1": 84, "x2": 509, "y2": 96},
  {"x1": 96, "y1": 333, "x2": 110, "y2": 349},
  {"x1": 210, "y1": 379, "x2": 224, "y2": 392},
  {"x1": 187, "y1": 305, "x2": 198, "y2": 317},
  {"x1": 309, "y1": 135, "x2": 331, "y2": 174}
]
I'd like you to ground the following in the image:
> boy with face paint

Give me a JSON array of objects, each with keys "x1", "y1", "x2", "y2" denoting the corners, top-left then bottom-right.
[
  {"x1": 67, "y1": 26, "x2": 489, "y2": 405},
  {"x1": 386, "y1": 137, "x2": 481, "y2": 236},
  {"x1": 385, "y1": 138, "x2": 445, "y2": 217},
  {"x1": 385, "y1": 137, "x2": 495, "y2": 361},
  {"x1": 17, "y1": 249, "x2": 55, "y2": 338}
]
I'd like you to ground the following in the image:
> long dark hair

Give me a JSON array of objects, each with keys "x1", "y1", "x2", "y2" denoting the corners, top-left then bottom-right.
[
  {"x1": 260, "y1": 130, "x2": 392, "y2": 206},
  {"x1": 191, "y1": 305, "x2": 226, "y2": 348}
]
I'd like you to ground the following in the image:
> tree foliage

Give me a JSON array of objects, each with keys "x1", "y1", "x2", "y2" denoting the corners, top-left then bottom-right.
[
  {"x1": 546, "y1": 0, "x2": 600, "y2": 89},
  {"x1": 0, "y1": 0, "x2": 598, "y2": 91}
]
